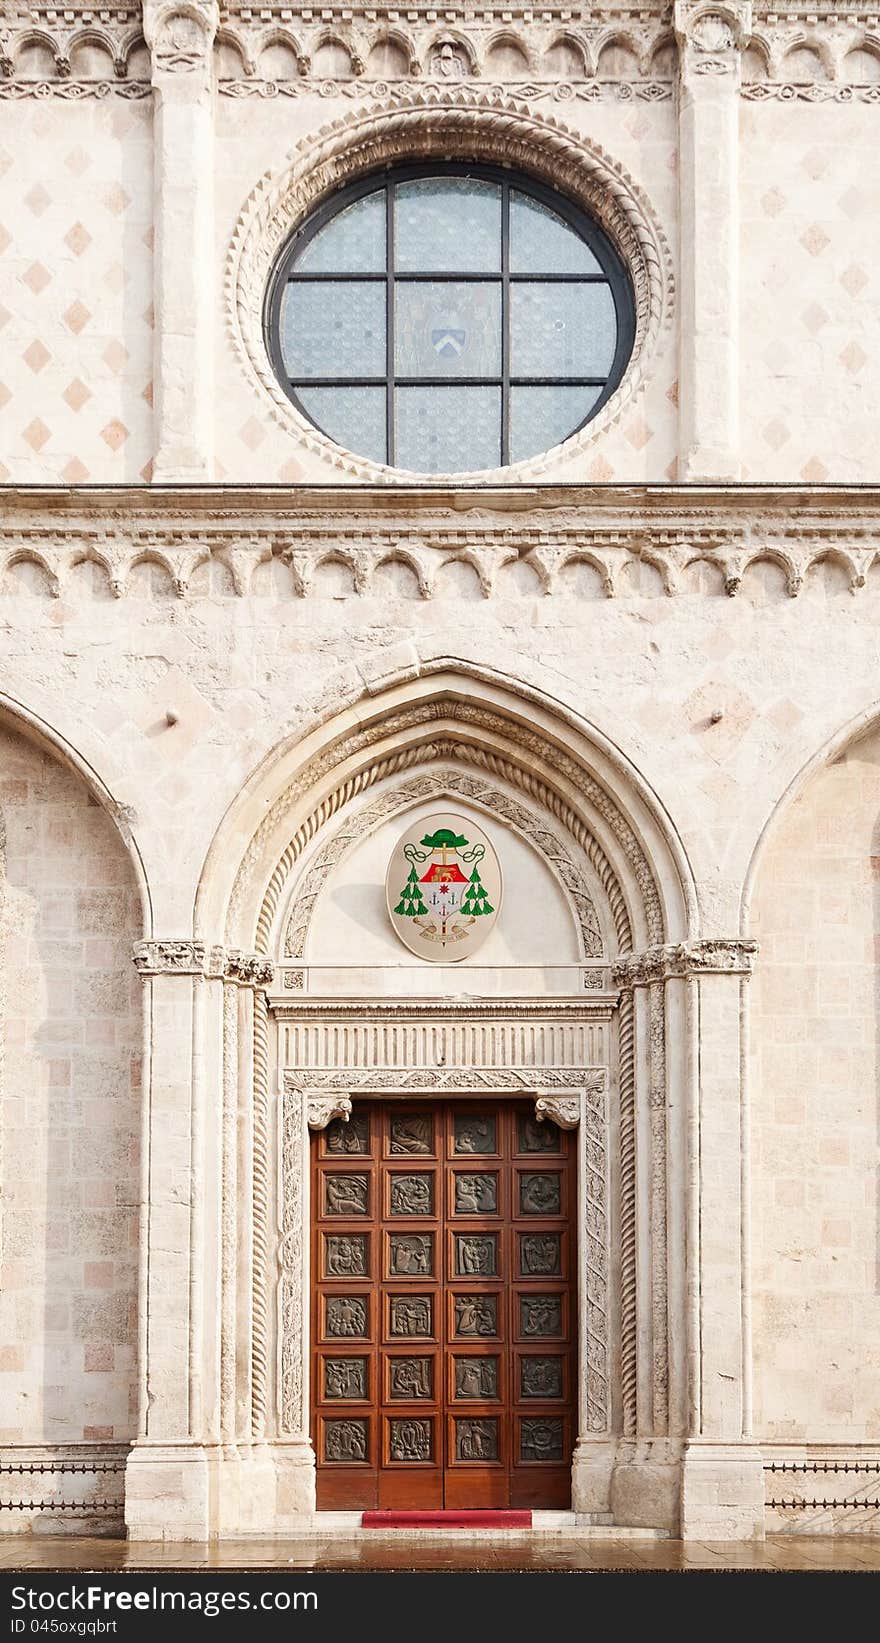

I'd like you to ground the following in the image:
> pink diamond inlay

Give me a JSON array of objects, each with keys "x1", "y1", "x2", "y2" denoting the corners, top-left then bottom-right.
[
  {"x1": 841, "y1": 264, "x2": 868, "y2": 299},
  {"x1": 63, "y1": 378, "x2": 92, "y2": 412},
  {"x1": 64, "y1": 146, "x2": 91, "y2": 177},
  {"x1": 102, "y1": 339, "x2": 128, "y2": 374},
  {"x1": 23, "y1": 262, "x2": 52, "y2": 295},
  {"x1": 22, "y1": 339, "x2": 51, "y2": 373},
  {"x1": 24, "y1": 184, "x2": 51, "y2": 217},
  {"x1": 800, "y1": 224, "x2": 831, "y2": 257},
  {"x1": 23, "y1": 417, "x2": 51, "y2": 452},
  {"x1": 840, "y1": 341, "x2": 867, "y2": 374},
  {"x1": 100, "y1": 419, "x2": 129, "y2": 451},
  {"x1": 801, "y1": 303, "x2": 829, "y2": 334},
  {"x1": 103, "y1": 184, "x2": 131, "y2": 217},
  {"x1": 63, "y1": 300, "x2": 92, "y2": 335},
  {"x1": 64, "y1": 222, "x2": 92, "y2": 257},
  {"x1": 239, "y1": 418, "x2": 267, "y2": 451}
]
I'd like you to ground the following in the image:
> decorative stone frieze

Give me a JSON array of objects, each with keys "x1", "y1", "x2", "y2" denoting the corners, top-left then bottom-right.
[
  {"x1": 132, "y1": 940, "x2": 274, "y2": 985},
  {"x1": 2, "y1": 3, "x2": 879, "y2": 96},
  {"x1": 4, "y1": 487, "x2": 879, "y2": 602},
  {"x1": 612, "y1": 939, "x2": 758, "y2": 987}
]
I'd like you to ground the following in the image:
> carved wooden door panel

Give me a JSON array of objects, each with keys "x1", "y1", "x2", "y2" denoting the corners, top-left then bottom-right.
[{"x1": 311, "y1": 1099, "x2": 576, "y2": 1509}]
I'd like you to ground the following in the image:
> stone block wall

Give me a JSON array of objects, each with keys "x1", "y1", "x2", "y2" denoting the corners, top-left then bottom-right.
[
  {"x1": 751, "y1": 724, "x2": 880, "y2": 1440},
  {"x1": 0, "y1": 724, "x2": 142, "y2": 1462}
]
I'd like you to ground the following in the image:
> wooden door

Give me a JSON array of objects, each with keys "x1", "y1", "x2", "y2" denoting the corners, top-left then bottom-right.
[{"x1": 311, "y1": 1098, "x2": 577, "y2": 1510}]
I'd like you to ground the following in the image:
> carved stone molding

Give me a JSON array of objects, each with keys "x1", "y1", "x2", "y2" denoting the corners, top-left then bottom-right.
[
  {"x1": 245, "y1": 699, "x2": 655, "y2": 957},
  {"x1": 535, "y1": 1093, "x2": 581, "y2": 1129},
  {"x1": 278, "y1": 1071, "x2": 608, "y2": 1434},
  {"x1": 282, "y1": 767, "x2": 605, "y2": 963},
  {"x1": 4, "y1": 488, "x2": 879, "y2": 605},
  {"x1": 144, "y1": 1, "x2": 218, "y2": 80},
  {"x1": 283, "y1": 1066, "x2": 600, "y2": 1093},
  {"x1": 612, "y1": 938, "x2": 759, "y2": 987},
  {"x1": 131, "y1": 939, "x2": 274, "y2": 986},
  {"x1": 226, "y1": 91, "x2": 673, "y2": 482},
  {"x1": 675, "y1": 2, "x2": 753, "y2": 56},
  {"x1": 1, "y1": 4, "x2": 878, "y2": 93},
  {"x1": 304, "y1": 1093, "x2": 352, "y2": 1131}
]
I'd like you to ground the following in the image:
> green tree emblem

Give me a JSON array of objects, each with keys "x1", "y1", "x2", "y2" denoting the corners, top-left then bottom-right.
[
  {"x1": 393, "y1": 865, "x2": 428, "y2": 918},
  {"x1": 461, "y1": 865, "x2": 494, "y2": 917}
]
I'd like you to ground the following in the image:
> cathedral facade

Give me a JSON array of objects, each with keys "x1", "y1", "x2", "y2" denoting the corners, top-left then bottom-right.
[{"x1": 1, "y1": 0, "x2": 879, "y2": 1541}]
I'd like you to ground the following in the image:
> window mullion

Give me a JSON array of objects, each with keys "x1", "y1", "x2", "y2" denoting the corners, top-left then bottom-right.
[
  {"x1": 386, "y1": 180, "x2": 395, "y2": 468},
  {"x1": 501, "y1": 181, "x2": 510, "y2": 468}
]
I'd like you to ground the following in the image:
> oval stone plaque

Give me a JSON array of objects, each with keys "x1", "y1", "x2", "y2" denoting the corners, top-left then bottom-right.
[{"x1": 386, "y1": 812, "x2": 503, "y2": 962}]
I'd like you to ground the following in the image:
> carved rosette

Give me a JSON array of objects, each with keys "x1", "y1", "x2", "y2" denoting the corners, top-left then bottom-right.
[
  {"x1": 131, "y1": 939, "x2": 274, "y2": 986},
  {"x1": 306, "y1": 1094, "x2": 353, "y2": 1132},
  {"x1": 612, "y1": 939, "x2": 758, "y2": 988}
]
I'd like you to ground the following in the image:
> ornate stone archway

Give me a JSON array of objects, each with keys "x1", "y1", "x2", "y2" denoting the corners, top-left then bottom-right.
[{"x1": 128, "y1": 665, "x2": 769, "y2": 1541}]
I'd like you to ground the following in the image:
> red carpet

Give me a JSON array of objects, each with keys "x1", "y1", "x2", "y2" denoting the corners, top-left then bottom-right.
[{"x1": 361, "y1": 1510, "x2": 532, "y2": 1529}]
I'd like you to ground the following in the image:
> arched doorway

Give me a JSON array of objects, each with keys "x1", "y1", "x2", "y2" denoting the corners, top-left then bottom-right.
[{"x1": 159, "y1": 659, "x2": 698, "y2": 1537}]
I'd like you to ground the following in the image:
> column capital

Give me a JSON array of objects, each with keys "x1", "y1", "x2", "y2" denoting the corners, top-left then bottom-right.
[
  {"x1": 674, "y1": 2, "x2": 752, "y2": 67},
  {"x1": 612, "y1": 939, "x2": 758, "y2": 989},
  {"x1": 132, "y1": 940, "x2": 274, "y2": 987},
  {"x1": 534, "y1": 1093, "x2": 581, "y2": 1130}
]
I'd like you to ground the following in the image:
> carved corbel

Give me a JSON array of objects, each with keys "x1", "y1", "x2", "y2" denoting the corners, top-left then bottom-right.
[
  {"x1": 306, "y1": 1093, "x2": 353, "y2": 1131},
  {"x1": 674, "y1": 2, "x2": 752, "y2": 73},
  {"x1": 535, "y1": 1093, "x2": 581, "y2": 1130}
]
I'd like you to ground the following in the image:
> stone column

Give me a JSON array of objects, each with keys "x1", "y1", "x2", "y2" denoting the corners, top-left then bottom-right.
[
  {"x1": 675, "y1": 939, "x2": 765, "y2": 1539},
  {"x1": 143, "y1": 2, "x2": 218, "y2": 481},
  {"x1": 125, "y1": 941, "x2": 276, "y2": 1540},
  {"x1": 674, "y1": 2, "x2": 752, "y2": 481},
  {"x1": 609, "y1": 941, "x2": 763, "y2": 1538}
]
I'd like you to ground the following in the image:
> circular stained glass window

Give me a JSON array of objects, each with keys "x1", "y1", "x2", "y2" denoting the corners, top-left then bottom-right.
[{"x1": 265, "y1": 164, "x2": 636, "y2": 474}]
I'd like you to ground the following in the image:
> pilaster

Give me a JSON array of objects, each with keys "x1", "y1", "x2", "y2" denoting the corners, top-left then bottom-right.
[
  {"x1": 143, "y1": 3, "x2": 219, "y2": 481},
  {"x1": 125, "y1": 940, "x2": 276, "y2": 1541},
  {"x1": 611, "y1": 939, "x2": 763, "y2": 1538},
  {"x1": 675, "y1": 3, "x2": 752, "y2": 481}
]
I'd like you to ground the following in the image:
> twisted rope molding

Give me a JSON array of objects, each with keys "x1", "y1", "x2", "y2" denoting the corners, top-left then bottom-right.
[
  {"x1": 584, "y1": 1079, "x2": 610, "y2": 1432},
  {"x1": 220, "y1": 984, "x2": 238, "y2": 1440},
  {"x1": 250, "y1": 989, "x2": 270, "y2": 1438},
  {"x1": 618, "y1": 991, "x2": 637, "y2": 1438},
  {"x1": 226, "y1": 87, "x2": 674, "y2": 483},
  {"x1": 282, "y1": 763, "x2": 607, "y2": 962}
]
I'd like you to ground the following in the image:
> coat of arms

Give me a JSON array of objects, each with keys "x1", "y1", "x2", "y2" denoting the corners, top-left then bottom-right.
[{"x1": 385, "y1": 813, "x2": 503, "y2": 962}]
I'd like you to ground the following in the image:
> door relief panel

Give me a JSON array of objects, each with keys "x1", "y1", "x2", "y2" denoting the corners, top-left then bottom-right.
[{"x1": 311, "y1": 1099, "x2": 576, "y2": 1508}]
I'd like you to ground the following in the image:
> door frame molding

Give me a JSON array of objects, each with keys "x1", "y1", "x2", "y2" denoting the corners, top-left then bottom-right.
[{"x1": 277, "y1": 1050, "x2": 609, "y2": 1509}]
